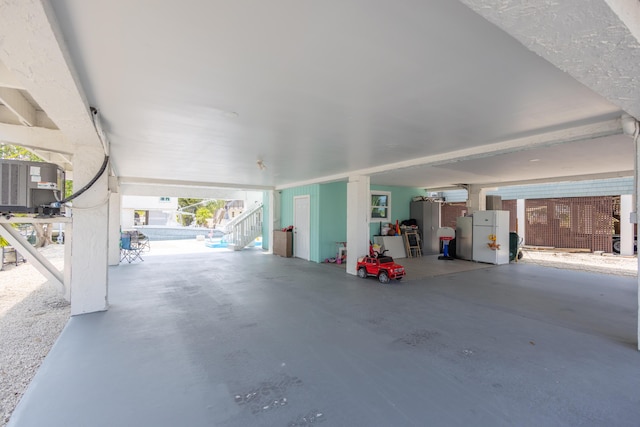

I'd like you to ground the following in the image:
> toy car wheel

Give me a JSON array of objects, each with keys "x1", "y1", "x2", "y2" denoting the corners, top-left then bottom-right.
[
  {"x1": 357, "y1": 267, "x2": 367, "y2": 279},
  {"x1": 378, "y1": 271, "x2": 390, "y2": 284},
  {"x1": 396, "y1": 277, "x2": 403, "y2": 281}
]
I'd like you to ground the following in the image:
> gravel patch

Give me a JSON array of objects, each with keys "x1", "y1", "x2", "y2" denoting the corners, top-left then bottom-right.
[
  {"x1": 0, "y1": 245, "x2": 68, "y2": 427},
  {"x1": 519, "y1": 248, "x2": 638, "y2": 277},
  {"x1": 0, "y1": 241, "x2": 637, "y2": 426}
]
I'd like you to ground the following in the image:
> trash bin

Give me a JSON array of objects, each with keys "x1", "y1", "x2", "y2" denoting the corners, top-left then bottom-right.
[{"x1": 509, "y1": 232, "x2": 522, "y2": 261}]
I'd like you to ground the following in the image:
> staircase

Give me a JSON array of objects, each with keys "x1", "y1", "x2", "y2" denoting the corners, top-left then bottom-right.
[{"x1": 224, "y1": 202, "x2": 263, "y2": 250}]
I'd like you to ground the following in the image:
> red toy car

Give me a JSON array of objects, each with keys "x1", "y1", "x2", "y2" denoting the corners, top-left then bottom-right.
[{"x1": 356, "y1": 255, "x2": 406, "y2": 284}]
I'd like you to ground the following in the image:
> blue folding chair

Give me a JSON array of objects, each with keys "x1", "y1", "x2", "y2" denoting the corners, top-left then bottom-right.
[{"x1": 120, "y1": 232, "x2": 144, "y2": 263}]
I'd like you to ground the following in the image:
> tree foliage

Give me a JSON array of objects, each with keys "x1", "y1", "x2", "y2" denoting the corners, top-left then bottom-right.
[
  {"x1": 0, "y1": 144, "x2": 43, "y2": 161},
  {"x1": 195, "y1": 207, "x2": 212, "y2": 226},
  {"x1": 177, "y1": 198, "x2": 228, "y2": 227},
  {"x1": 65, "y1": 180, "x2": 73, "y2": 199}
]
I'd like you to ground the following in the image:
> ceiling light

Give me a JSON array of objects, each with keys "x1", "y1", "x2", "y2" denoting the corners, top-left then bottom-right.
[{"x1": 529, "y1": 159, "x2": 540, "y2": 162}]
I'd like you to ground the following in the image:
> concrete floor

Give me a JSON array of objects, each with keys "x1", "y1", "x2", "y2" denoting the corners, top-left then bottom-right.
[{"x1": 9, "y1": 248, "x2": 640, "y2": 427}]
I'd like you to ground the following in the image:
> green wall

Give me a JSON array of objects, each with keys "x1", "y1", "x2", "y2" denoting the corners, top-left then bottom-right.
[
  {"x1": 280, "y1": 185, "x2": 321, "y2": 262},
  {"x1": 319, "y1": 182, "x2": 347, "y2": 261},
  {"x1": 369, "y1": 185, "x2": 424, "y2": 240},
  {"x1": 276, "y1": 183, "x2": 422, "y2": 263}
]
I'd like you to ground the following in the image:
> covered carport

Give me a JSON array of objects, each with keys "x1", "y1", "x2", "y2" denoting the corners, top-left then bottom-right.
[
  {"x1": 8, "y1": 245, "x2": 640, "y2": 426},
  {"x1": 0, "y1": 0, "x2": 639, "y2": 424}
]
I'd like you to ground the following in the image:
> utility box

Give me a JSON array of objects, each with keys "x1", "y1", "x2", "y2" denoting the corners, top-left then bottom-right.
[
  {"x1": 273, "y1": 230, "x2": 293, "y2": 257},
  {"x1": 0, "y1": 159, "x2": 65, "y2": 214}
]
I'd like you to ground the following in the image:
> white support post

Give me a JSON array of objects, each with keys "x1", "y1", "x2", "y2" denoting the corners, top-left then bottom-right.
[
  {"x1": 517, "y1": 199, "x2": 526, "y2": 243},
  {"x1": 636, "y1": 134, "x2": 640, "y2": 351},
  {"x1": 108, "y1": 190, "x2": 121, "y2": 266},
  {"x1": 620, "y1": 195, "x2": 634, "y2": 256},
  {"x1": 267, "y1": 190, "x2": 278, "y2": 254},
  {"x1": 346, "y1": 175, "x2": 370, "y2": 275},
  {"x1": 120, "y1": 208, "x2": 135, "y2": 230},
  {"x1": 63, "y1": 219, "x2": 72, "y2": 302},
  {"x1": 466, "y1": 185, "x2": 487, "y2": 213},
  {"x1": 69, "y1": 147, "x2": 109, "y2": 316}
]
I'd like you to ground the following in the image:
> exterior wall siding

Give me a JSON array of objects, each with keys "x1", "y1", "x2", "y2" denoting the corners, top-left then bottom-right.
[
  {"x1": 442, "y1": 177, "x2": 633, "y2": 202},
  {"x1": 487, "y1": 177, "x2": 633, "y2": 200}
]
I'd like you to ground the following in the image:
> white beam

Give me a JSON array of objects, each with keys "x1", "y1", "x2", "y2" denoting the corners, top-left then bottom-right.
[
  {"x1": 0, "y1": 122, "x2": 72, "y2": 154},
  {"x1": 0, "y1": 105, "x2": 21, "y2": 125},
  {"x1": 35, "y1": 110, "x2": 57, "y2": 129},
  {"x1": 0, "y1": 61, "x2": 24, "y2": 89},
  {"x1": 0, "y1": 219, "x2": 68, "y2": 293},
  {"x1": 119, "y1": 176, "x2": 273, "y2": 192},
  {"x1": 1, "y1": 107, "x2": 57, "y2": 130},
  {"x1": 0, "y1": 87, "x2": 36, "y2": 126},
  {"x1": 277, "y1": 119, "x2": 623, "y2": 190}
]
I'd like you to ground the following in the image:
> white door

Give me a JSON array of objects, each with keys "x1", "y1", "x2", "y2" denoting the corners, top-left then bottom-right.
[{"x1": 294, "y1": 195, "x2": 310, "y2": 260}]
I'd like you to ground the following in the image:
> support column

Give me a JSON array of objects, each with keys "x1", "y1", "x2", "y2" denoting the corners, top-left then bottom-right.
[
  {"x1": 635, "y1": 129, "x2": 640, "y2": 351},
  {"x1": 120, "y1": 207, "x2": 135, "y2": 230},
  {"x1": 69, "y1": 147, "x2": 109, "y2": 315},
  {"x1": 620, "y1": 194, "x2": 634, "y2": 256},
  {"x1": 517, "y1": 199, "x2": 526, "y2": 243},
  {"x1": 466, "y1": 184, "x2": 487, "y2": 213},
  {"x1": 346, "y1": 175, "x2": 370, "y2": 275},
  {"x1": 267, "y1": 190, "x2": 279, "y2": 254},
  {"x1": 108, "y1": 186, "x2": 121, "y2": 266}
]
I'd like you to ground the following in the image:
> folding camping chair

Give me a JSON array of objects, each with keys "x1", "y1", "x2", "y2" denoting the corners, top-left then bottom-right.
[{"x1": 120, "y1": 231, "x2": 145, "y2": 263}]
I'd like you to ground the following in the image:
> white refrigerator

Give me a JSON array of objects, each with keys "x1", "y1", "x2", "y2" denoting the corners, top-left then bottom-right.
[{"x1": 472, "y1": 210, "x2": 510, "y2": 265}]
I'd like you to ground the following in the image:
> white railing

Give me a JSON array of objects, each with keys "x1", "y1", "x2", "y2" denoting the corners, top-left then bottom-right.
[{"x1": 224, "y1": 202, "x2": 263, "y2": 250}]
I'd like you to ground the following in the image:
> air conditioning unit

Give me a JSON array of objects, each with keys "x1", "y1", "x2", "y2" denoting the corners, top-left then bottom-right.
[{"x1": 0, "y1": 159, "x2": 65, "y2": 215}]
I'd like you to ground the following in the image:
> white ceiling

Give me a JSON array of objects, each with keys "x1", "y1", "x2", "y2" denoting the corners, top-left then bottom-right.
[{"x1": 1, "y1": 0, "x2": 639, "y2": 193}]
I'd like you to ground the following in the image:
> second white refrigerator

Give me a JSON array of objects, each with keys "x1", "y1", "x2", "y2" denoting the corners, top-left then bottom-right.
[{"x1": 472, "y1": 210, "x2": 510, "y2": 265}]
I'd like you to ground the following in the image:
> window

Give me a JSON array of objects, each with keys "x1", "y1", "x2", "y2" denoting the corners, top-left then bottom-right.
[{"x1": 370, "y1": 191, "x2": 391, "y2": 221}]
